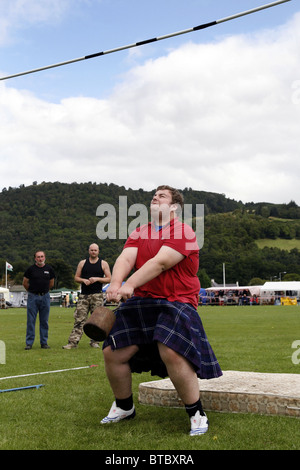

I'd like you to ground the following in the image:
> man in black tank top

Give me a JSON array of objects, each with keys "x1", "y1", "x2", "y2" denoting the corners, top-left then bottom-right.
[{"x1": 62, "y1": 243, "x2": 111, "y2": 349}]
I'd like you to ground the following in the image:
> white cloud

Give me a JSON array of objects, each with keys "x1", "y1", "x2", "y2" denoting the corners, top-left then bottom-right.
[{"x1": 1, "y1": 13, "x2": 300, "y2": 204}]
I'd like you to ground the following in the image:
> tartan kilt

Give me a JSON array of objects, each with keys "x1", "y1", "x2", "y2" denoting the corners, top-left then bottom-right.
[{"x1": 102, "y1": 297, "x2": 222, "y2": 380}]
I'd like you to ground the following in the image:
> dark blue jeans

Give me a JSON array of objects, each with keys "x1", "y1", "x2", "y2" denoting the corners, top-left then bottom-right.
[{"x1": 26, "y1": 293, "x2": 51, "y2": 346}]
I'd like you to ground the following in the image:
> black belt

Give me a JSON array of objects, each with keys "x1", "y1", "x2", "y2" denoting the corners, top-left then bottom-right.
[{"x1": 30, "y1": 292, "x2": 48, "y2": 296}]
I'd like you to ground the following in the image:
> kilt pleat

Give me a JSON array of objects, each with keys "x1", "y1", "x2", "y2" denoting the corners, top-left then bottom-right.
[{"x1": 102, "y1": 297, "x2": 222, "y2": 380}]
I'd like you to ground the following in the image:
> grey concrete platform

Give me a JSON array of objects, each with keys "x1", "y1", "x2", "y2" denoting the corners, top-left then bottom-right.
[{"x1": 138, "y1": 371, "x2": 300, "y2": 418}]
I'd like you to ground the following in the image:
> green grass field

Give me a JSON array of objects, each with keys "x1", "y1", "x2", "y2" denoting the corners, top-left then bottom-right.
[
  {"x1": 0, "y1": 305, "x2": 299, "y2": 451},
  {"x1": 255, "y1": 238, "x2": 300, "y2": 251}
]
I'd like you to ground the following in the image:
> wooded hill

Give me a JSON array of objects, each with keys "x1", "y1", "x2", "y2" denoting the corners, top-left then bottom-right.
[{"x1": 1, "y1": 181, "x2": 300, "y2": 288}]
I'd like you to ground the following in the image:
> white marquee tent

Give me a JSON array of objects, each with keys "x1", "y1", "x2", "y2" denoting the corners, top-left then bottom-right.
[
  {"x1": 260, "y1": 281, "x2": 300, "y2": 302},
  {"x1": 260, "y1": 281, "x2": 300, "y2": 294},
  {"x1": 0, "y1": 287, "x2": 9, "y2": 302}
]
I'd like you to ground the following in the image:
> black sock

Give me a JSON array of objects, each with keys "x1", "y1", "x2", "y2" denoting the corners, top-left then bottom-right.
[
  {"x1": 116, "y1": 395, "x2": 134, "y2": 411},
  {"x1": 185, "y1": 398, "x2": 205, "y2": 417}
]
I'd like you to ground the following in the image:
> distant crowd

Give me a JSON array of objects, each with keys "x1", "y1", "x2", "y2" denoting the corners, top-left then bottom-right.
[
  {"x1": 199, "y1": 289, "x2": 259, "y2": 306},
  {"x1": 199, "y1": 289, "x2": 300, "y2": 306}
]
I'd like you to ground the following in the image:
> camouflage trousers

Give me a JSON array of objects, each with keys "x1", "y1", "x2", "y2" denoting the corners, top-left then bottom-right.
[{"x1": 68, "y1": 293, "x2": 104, "y2": 346}]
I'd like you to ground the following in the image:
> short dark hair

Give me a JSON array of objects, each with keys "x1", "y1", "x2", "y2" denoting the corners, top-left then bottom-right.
[
  {"x1": 156, "y1": 185, "x2": 184, "y2": 210},
  {"x1": 34, "y1": 250, "x2": 45, "y2": 258}
]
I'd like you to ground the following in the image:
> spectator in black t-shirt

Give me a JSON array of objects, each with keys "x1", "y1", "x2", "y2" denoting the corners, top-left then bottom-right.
[{"x1": 23, "y1": 250, "x2": 55, "y2": 350}]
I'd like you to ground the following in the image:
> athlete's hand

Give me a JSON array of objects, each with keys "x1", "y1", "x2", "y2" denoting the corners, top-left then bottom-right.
[
  {"x1": 106, "y1": 282, "x2": 134, "y2": 302},
  {"x1": 106, "y1": 282, "x2": 122, "y2": 302},
  {"x1": 115, "y1": 283, "x2": 134, "y2": 302}
]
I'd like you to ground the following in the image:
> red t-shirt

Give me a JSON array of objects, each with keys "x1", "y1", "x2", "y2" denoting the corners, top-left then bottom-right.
[{"x1": 124, "y1": 218, "x2": 200, "y2": 308}]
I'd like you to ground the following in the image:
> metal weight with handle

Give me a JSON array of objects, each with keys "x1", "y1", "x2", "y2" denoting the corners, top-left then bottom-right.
[{"x1": 83, "y1": 306, "x2": 117, "y2": 342}]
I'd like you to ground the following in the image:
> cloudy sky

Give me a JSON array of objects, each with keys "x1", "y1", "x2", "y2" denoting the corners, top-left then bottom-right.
[{"x1": 0, "y1": 0, "x2": 299, "y2": 205}]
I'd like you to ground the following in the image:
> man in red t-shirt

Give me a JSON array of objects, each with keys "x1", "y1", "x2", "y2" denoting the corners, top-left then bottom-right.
[
  {"x1": 124, "y1": 216, "x2": 200, "y2": 307},
  {"x1": 101, "y1": 186, "x2": 222, "y2": 436}
]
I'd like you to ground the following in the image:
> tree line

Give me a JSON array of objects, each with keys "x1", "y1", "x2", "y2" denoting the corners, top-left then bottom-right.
[{"x1": 1, "y1": 182, "x2": 300, "y2": 289}]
